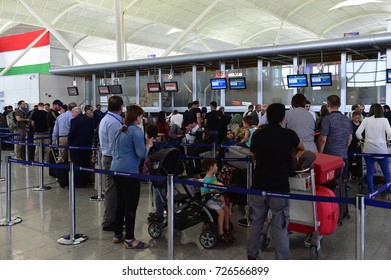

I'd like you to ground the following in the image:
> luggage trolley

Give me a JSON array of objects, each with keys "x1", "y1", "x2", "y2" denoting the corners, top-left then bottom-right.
[{"x1": 260, "y1": 168, "x2": 339, "y2": 260}]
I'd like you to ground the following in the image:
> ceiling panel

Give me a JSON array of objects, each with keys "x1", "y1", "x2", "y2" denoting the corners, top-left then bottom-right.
[{"x1": 0, "y1": 0, "x2": 390, "y2": 66}]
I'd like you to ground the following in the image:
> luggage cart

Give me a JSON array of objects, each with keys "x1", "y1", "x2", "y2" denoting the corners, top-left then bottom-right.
[{"x1": 260, "y1": 168, "x2": 339, "y2": 260}]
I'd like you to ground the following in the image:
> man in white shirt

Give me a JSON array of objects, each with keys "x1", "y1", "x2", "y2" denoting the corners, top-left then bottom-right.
[{"x1": 169, "y1": 110, "x2": 183, "y2": 128}]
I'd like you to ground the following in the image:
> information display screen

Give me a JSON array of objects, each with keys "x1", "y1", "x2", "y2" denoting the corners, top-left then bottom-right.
[
  {"x1": 387, "y1": 69, "x2": 391, "y2": 83},
  {"x1": 147, "y1": 83, "x2": 162, "y2": 93},
  {"x1": 109, "y1": 85, "x2": 123, "y2": 94},
  {"x1": 210, "y1": 78, "x2": 227, "y2": 90},
  {"x1": 287, "y1": 74, "x2": 308, "y2": 88},
  {"x1": 67, "y1": 86, "x2": 79, "y2": 96},
  {"x1": 163, "y1": 81, "x2": 178, "y2": 92},
  {"x1": 228, "y1": 77, "x2": 246, "y2": 90},
  {"x1": 310, "y1": 73, "x2": 332, "y2": 86},
  {"x1": 98, "y1": 85, "x2": 110, "y2": 94}
]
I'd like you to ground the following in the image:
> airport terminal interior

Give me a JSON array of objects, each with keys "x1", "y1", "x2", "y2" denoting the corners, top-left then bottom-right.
[{"x1": 1, "y1": 1, "x2": 391, "y2": 261}]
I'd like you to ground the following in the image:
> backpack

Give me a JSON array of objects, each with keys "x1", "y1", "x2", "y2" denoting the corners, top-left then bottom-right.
[{"x1": 6, "y1": 112, "x2": 17, "y2": 131}]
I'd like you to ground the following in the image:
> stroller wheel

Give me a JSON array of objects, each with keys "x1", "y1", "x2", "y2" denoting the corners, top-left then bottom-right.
[
  {"x1": 148, "y1": 223, "x2": 163, "y2": 239},
  {"x1": 199, "y1": 231, "x2": 217, "y2": 249}
]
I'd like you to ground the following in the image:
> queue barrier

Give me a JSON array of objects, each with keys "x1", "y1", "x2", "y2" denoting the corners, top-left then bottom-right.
[{"x1": 1, "y1": 137, "x2": 391, "y2": 259}]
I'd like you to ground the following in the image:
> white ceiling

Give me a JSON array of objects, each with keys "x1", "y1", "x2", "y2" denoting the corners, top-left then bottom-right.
[{"x1": 1, "y1": 0, "x2": 391, "y2": 65}]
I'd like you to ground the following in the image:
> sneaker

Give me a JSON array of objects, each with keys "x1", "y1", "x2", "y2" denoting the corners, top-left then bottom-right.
[
  {"x1": 147, "y1": 215, "x2": 164, "y2": 223},
  {"x1": 304, "y1": 234, "x2": 312, "y2": 247},
  {"x1": 112, "y1": 234, "x2": 124, "y2": 243}
]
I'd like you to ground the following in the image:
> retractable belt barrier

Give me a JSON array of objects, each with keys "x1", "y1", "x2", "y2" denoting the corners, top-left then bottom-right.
[{"x1": 2, "y1": 138, "x2": 391, "y2": 260}]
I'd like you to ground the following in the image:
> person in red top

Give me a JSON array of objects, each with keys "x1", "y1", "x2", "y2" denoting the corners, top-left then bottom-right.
[{"x1": 156, "y1": 110, "x2": 169, "y2": 141}]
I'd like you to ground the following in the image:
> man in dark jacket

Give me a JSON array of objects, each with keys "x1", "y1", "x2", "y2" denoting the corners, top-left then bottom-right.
[{"x1": 68, "y1": 107, "x2": 94, "y2": 188}]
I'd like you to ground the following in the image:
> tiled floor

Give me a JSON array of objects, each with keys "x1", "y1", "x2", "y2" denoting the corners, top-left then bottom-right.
[{"x1": 0, "y1": 150, "x2": 390, "y2": 260}]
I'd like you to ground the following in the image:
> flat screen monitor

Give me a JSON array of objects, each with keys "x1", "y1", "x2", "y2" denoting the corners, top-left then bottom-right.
[
  {"x1": 228, "y1": 77, "x2": 246, "y2": 90},
  {"x1": 310, "y1": 73, "x2": 332, "y2": 86},
  {"x1": 387, "y1": 69, "x2": 391, "y2": 83},
  {"x1": 98, "y1": 85, "x2": 110, "y2": 95},
  {"x1": 210, "y1": 78, "x2": 227, "y2": 90},
  {"x1": 67, "y1": 86, "x2": 79, "y2": 96},
  {"x1": 147, "y1": 83, "x2": 161, "y2": 93},
  {"x1": 163, "y1": 81, "x2": 178, "y2": 92},
  {"x1": 287, "y1": 74, "x2": 308, "y2": 88},
  {"x1": 109, "y1": 84, "x2": 123, "y2": 94}
]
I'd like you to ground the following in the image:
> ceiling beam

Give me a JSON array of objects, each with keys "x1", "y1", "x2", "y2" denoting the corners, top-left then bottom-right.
[
  {"x1": 161, "y1": 0, "x2": 220, "y2": 57},
  {"x1": 18, "y1": 0, "x2": 88, "y2": 65}
]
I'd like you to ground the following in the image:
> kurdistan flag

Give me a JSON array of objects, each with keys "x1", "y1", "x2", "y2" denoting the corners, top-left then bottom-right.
[{"x1": 0, "y1": 29, "x2": 50, "y2": 76}]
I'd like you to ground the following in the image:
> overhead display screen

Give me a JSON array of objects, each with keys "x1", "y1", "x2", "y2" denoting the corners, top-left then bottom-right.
[
  {"x1": 228, "y1": 77, "x2": 246, "y2": 90},
  {"x1": 310, "y1": 73, "x2": 332, "y2": 86},
  {"x1": 210, "y1": 78, "x2": 227, "y2": 90},
  {"x1": 287, "y1": 74, "x2": 308, "y2": 88}
]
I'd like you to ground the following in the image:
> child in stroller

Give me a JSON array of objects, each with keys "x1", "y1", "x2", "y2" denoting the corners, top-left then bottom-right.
[
  {"x1": 200, "y1": 157, "x2": 234, "y2": 243},
  {"x1": 146, "y1": 148, "x2": 231, "y2": 248}
]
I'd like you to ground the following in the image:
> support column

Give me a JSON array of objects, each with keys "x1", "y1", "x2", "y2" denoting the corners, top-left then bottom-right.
[
  {"x1": 257, "y1": 59, "x2": 263, "y2": 105},
  {"x1": 220, "y1": 62, "x2": 226, "y2": 107},
  {"x1": 386, "y1": 19, "x2": 391, "y2": 106},
  {"x1": 341, "y1": 52, "x2": 347, "y2": 113}
]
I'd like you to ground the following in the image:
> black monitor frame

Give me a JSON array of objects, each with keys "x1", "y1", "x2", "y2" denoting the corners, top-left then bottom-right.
[
  {"x1": 98, "y1": 85, "x2": 111, "y2": 95},
  {"x1": 109, "y1": 84, "x2": 123, "y2": 94},
  {"x1": 163, "y1": 81, "x2": 178, "y2": 92},
  {"x1": 147, "y1": 82, "x2": 162, "y2": 93},
  {"x1": 310, "y1": 72, "x2": 332, "y2": 87},
  {"x1": 210, "y1": 78, "x2": 227, "y2": 90},
  {"x1": 287, "y1": 74, "x2": 308, "y2": 88},
  {"x1": 228, "y1": 77, "x2": 247, "y2": 90},
  {"x1": 67, "y1": 86, "x2": 79, "y2": 96},
  {"x1": 387, "y1": 69, "x2": 391, "y2": 83}
]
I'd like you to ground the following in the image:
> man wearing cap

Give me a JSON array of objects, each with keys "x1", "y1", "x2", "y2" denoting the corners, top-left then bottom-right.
[
  {"x1": 52, "y1": 102, "x2": 77, "y2": 163},
  {"x1": 47, "y1": 100, "x2": 62, "y2": 142}
]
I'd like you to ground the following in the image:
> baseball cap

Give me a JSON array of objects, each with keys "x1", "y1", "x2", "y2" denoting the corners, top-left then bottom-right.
[{"x1": 52, "y1": 99, "x2": 63, "y2": 106}]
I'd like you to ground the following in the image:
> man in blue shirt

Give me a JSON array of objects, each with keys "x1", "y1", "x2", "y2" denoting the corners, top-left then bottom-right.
[
  {"x1": 98, "y1": 96, "x2": 123, "y2": 231},
  {"x1": 52, "y1": 102, "x2": 77, "y2": 163}
]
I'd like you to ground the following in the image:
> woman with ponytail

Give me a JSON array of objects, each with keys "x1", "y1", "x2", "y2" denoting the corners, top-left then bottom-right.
[{"x1": 110, "y1": 105, "x2": 154, "y2": 249}]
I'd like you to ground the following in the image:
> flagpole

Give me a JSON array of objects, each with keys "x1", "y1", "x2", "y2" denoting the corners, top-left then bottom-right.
[{"x1": 0, "y1": 29, "x2": 49, "y2": 77}]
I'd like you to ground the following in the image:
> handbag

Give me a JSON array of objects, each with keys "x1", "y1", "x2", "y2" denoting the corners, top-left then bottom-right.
[{"x1": 291, "y1": 150, "x2": 316, "y2": 171}]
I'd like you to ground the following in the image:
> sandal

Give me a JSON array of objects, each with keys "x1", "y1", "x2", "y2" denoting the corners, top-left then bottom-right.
[
  {"x1": 224, "y1": 230, "x2": 235, "y2": 242},
  {"x1": 219, "y1": 232, "x2": 231, "y2": 243},
  {"x1": 124, "y1": 239, "x2": 149, "y2": 249}
]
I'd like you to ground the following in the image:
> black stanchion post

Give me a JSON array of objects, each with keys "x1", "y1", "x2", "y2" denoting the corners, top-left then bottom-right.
[
  {"x1": 24, "y1": 131, "x2": 29, "y2": 164},
  {"x1": 355, "y1": 194, "x2": 365, "y2": 260},
  {"x1": 167, "y1": 174, "x2": 174, "y2": 260},
  {"x1": 57, "y1": 163, "x2": 88, "y2": 245},
  {"x1": 0, "y1": 138, "x2": 5, "y2": 181},
  {"x1": 0, "y1": 156, "x2": 22, "y2": 226},
  {"x1": 90, "y1": 148, "x2": 104, "y2": 201},
  {"x1": 238, "y1": 160, "x2": 253, "y2": 227},
  {"x1": 32, "y1": 142, "x2": 51, "y2": 191}
]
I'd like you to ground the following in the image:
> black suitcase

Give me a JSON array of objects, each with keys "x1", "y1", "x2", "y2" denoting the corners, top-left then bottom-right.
[{"x1": 51, "y1": 148, "x2": 69, "y2": 188}]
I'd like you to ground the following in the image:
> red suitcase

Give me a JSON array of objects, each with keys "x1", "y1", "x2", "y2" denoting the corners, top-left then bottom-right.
[
  {"x1": 313, "y1": 152, "x2": 344, "y2": 184},
  {"x1": 288, "y1": 185, "x2": 339, "y2": 235}
]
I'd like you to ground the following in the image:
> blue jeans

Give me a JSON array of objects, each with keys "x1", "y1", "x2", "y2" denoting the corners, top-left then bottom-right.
[
  {"x1": 246, "y1": 194, "x2": 290, "y2": 260},
  {"x1": 364, "y1": 156, "x2": 391, "y2": 194}
]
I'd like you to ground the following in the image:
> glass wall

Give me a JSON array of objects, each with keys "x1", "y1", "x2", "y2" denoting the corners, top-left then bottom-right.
[
  {"x1": 304, "y1": 63, "x2": 340, "y2": 106},
  {"x1": 140, "y1": 73, "x2": 160, "y2": 109},
  {"x1": 224, "y1": 68, "x2": 258, "y2": 107},
  {"x1": 161, "y1": 71, "x2": 193, "y2": 108},
  {"x1": 346, "y1": 59, "x2": 386, "y2": 105},
  {"x1": 195, "y1": 71, "x2": 220, "y2": 107},
  {"x1": 263, "y1": 65, "x2": 293, "y2": 105}
]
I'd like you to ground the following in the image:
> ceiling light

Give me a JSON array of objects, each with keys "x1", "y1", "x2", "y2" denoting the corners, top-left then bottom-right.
[
  {"x1": 329, "y1": 0, "x2": 382, "y2": 11},
  {"x1": 165, "y1": 28, "x2": 183, "y2": 35}
]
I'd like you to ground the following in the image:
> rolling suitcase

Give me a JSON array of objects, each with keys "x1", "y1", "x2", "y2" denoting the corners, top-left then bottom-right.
[
  {"x1": 51, "y1": 148, "x2": 69, "y2": 188},
  {"x1": 313, "y1": 152, "x2": 348, "y2": 221}
]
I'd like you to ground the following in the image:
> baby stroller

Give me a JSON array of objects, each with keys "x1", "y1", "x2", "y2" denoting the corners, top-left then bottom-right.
[{"x1": 146, "y1": 148, "x2": 222, "y2": 249}]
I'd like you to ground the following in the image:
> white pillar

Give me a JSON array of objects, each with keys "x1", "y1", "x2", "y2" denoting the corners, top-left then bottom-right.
[
  {"x1": 386, "y1": 19, "x2": 391, "y2": 106},
  {"x1": 341, "y1": 52, "x2": 347, "y2": 113},
  {"x1": 257, "y1": 59, "x2": 263, "y2": 104},
  {"x1": 220, "y1": 62, "x2": 226, "y2": 107}
]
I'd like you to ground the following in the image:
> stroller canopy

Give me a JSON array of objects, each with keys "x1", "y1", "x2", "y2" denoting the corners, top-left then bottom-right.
[{"x1": 148, "y1": 147, "x2": 185, "y2": 176}]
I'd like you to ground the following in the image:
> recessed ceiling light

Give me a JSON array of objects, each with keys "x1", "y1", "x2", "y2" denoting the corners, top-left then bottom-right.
[{"x1": 329, "y1": 0, "x2": 382, "y2": 11}]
